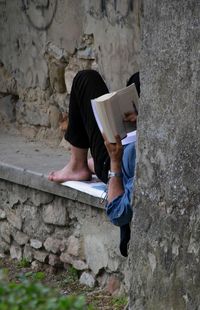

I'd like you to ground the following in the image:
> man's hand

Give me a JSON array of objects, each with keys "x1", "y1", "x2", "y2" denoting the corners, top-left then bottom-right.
[
  {"x1": 123, "y1": 111, "x2": 137, "y2": 123},
  {"x1": 103, "y1": 134, "x2": 124, "y2": 202},
  {"x1": 103, "y1": 134, "x2": 123, "y2": 170}
]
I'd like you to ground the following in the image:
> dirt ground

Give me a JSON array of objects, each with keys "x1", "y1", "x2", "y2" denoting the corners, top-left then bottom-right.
[{"x1": 0, "y1": 256, "x2": 128, "y2": 310}]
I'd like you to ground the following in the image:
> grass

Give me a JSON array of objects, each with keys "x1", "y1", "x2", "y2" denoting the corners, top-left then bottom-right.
[
  {"x1": 111, "y1": 296, "x2": 128, "y2": 309},
  {"x1": 17, "y1": 258, "x2": 31, "y2": 268},
  {"x1": 0, "y1": 256, "x2": 128, "y2": 309},
  {"x1": 62, "y1": 266, "x2": 79, "y2": 284}
]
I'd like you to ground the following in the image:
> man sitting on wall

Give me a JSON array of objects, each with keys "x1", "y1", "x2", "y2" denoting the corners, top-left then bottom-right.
[{"x1": 48, "y1": 70, "x2": 140, "y2": 256}]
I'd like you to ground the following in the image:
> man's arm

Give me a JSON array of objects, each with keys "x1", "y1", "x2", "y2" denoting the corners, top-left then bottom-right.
[{"x1": 103, "y1": 134, "x2": 124, "y2": 202}]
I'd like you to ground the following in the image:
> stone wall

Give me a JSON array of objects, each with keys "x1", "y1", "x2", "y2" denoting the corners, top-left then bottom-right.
[
  {"x1": 0, "y1": 0, "x2": 140, "y2": 144},
  {"x1": 129, "y1": 0, "x2": 200, "y2": 309},
  {"x1": 0, "y1": 179, "x2": 129, "y2": 294}
]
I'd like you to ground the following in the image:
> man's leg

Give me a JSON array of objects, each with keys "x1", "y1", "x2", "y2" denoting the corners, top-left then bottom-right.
[{"x1": 48, "y1": 70, "x2": 110, "y2": 183}]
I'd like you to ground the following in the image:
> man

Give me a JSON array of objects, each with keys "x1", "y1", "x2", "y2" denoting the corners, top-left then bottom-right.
[{"x1": 48, "y1": 70, "x2": 140, "y2": 256}]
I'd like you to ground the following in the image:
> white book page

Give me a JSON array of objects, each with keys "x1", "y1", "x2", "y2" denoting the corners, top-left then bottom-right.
[
  {"x1": 91, "y1": 83, "x2": 138, "y2": 143},
  {"x1": 117, "y1": 83, "x2": 139, "y2": 112},
  {"x1": 92, "y1": 96, "x2": 125, "y2": 142},
  {"x1": 62, "y1": 179, "x2": 107, "y2": 198}
]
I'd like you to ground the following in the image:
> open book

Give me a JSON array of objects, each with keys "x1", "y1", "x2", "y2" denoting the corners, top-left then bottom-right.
[{"x1": 91, "y1": 83, "x2": 139, "y2": 143}]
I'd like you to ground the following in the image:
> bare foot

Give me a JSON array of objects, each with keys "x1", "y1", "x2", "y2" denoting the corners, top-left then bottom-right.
[
  {"x1": 88, "y1": 157, "x2": 95, "y2": 174},
  {"x1": 48, "y1": 164, "x2": 92, "y2": 183}
]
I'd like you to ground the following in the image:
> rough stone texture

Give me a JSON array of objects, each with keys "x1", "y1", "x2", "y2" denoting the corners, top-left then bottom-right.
[
  {"x1": 72, "y1": 259, "x2": 88, "y2": 271},
  {"x1": 0, "y1": 178, "x2": 129, "y2": 293},
  {"x1": 6, "y1": 210, "x2": 22, "y2": 230},
  {"x1": 0, "y1": 95, "x2": 17, "y2": 122},
  {"x1": 30, "y1": 239, "x2": 43, "y2": 249},
  {"x1": 0, "y1": 237, "x2": 10, "y2": 254},
  {"x1": 33, "y1": 250, "x2": 48, "y2": 263},
  {"x1": 10, "y1": 243, "x2": 22, "y2": 260},
  {"x1": 48, "y1": 254, "x2": 61, "y2": 267},
  {"x1": 42, "y1": 200, "x2": 67, "y2": 226},
  {"x1": 67, "y1": 235, "x2": 80, "y2": 256},
  {"x1": 0, "y1": 222, "x2": 11, "y2": 244},
  {"x1": 0, "y1": 0, "x2": 140, "y2": 144},
  {"x1": 0, "y1": 210, "x2": 6, "y2": 219},
  {"x1": 13, "y1": 231, "x2": 29, "y2": 246},
  {"x1": 79, "y1": 272, "x2": 96, "y2": 288},
  {"x1": 44, "y1": 237, "x2": 62, "y2": 254},
  {"x1": 129, "y1": 1, "x2": 200, "y2": 309},
  {"x1": 22, "y1": 205, "x2": 54, "y2": 241},
  {"x1": 84, "y1": 235, "x2": 109, "y2": 275},
  {"x1": 31, "y1": 260, "x2": 42, "y2": 271},
  {"x1": 60, "y1": 252, "x2": 72, "y2": 264},
  {"x1": 23, "y1": 245, "x2": 33, "y2": 262},
  {"x1": 106, "y1": 275, "x2": 121, "y2": 295}
]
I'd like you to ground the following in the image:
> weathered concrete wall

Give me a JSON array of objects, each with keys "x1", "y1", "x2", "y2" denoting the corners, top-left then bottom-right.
[
  {"x1": 0, "y1": 0, "x2": 140, "y2": 143},
  {"x1": 0, "y1": 179, "x2": 129, "y2": 294},
  {"x1": 129, "y1": 0, "x2": 200, "y2": 309}
]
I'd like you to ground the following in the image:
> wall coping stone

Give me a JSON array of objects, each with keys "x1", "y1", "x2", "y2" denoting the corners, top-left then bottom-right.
[{"x1": 0, "y1": 132, "x2": 104, "y2": 209}]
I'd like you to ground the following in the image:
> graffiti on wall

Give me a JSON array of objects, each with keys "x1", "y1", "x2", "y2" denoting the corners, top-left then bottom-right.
[
  {"x1": 89, "y1": 0, "x2": 135, "y2": 27},
  {"x1": 21, "y1": 0, "x2": 57, "y2": 31},
  {"x1": 0, "y1": 0, "x2": 6, "y2": 23},
  {"x1": 20, "y1": 0, "x2": 135, "y2": 31}
]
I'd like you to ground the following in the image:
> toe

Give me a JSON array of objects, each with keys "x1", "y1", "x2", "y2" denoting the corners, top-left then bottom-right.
[{"x1": 48, "y1": 171, "x2": 55, "y2": 181}]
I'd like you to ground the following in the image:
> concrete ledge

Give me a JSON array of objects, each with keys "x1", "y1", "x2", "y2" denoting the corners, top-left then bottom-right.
[
  {"x1": 0, "y1": 161, "x2": 104, "y2": 209},
  {"x1": 0, "y1": 132, "x2": 104, "y2": 208}
]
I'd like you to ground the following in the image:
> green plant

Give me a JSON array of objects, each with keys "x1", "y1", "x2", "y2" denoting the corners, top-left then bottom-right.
[
  {"x1": 64, "y1": 266, "x2": 79, "y2": 284},
  {"x1": 17, "y1": 258, "x2": 31, "y2": 268},
  {"x1": 111, "y1": 296, "x2": 128, "y2": 309},
  {"x1": 33, "y1": 271, "x2": 45, "y2": 280},
  {"x1": 0, "y1": 270, "x2": 93, "y2": 310}
]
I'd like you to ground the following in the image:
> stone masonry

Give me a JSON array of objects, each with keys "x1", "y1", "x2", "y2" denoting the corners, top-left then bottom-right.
[
  {"x1": 129, "y1": 0, "x2": 200, "y2": 309},
  {"x1": 0, "y1": 177, "x2": 129, "y2": 294},
  {"x1": 0, "y1": 0, "x2": 140, "y2": 145}
]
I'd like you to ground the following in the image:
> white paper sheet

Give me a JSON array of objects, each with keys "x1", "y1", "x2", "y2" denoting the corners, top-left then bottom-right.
[{"x1": 62, "y1": 177, "x2": 107, "y2": 199}]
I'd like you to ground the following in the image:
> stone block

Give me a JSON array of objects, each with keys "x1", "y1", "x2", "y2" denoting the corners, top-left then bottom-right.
[
  {"x1": 106, "y1": 275, "x2": 121, "y2": 295},
  {"x1": 33, "y1": 250, "x2": 48, "y2": 263},
  {"x1": 6, "y1": 210, "x2": 22, "y2": 230},
  {"x1": 22, "y1": 206, "x2": 54, "y2": 241},
  {"x1": 72, "y1": 259, "x2": 88, "y2": 271},
  {"x1": 42, "y1": 202, "x2": 67, "y2": 226},
  {"x1": 53, "y1": 227, "x2": 69, "y2": 240},
  {"x1": 44, "y1": 237, "x2": 62, "y2": 254},
  {"x1": 0, "y1": 210, "x2": 6, "y2": 219},
  {"x1": 30, "y1": 239, "x2": 43, "y2": 249},
  {"x1": 79, "y1": 272, "x2": 95, "y2": 288},
  {"x1": 59, "y1": 239, "x2": 68, "y2": 252},
  {"x1": 84, "y1": 235, "x2": 108, "y2": 275},
  {"x1": 30, "y1": 192, "x2": 53, "y2": 207},
  {"x1": 23, "y1": 244, "x2": 33, "y2": 262},
  {"x1": 13, "y1": 231, "x2": 29, "y2": 245},
  {"x1": 0, "y1": 222, "x2": 11, "y2": 244},
  {"x1": 10, "y1": 243, "x2": 22, "y2": 260},
  {"x1": 67, "y1": 235, "x2": 80, "y2": 256},
  {"x1": 60, "y1": 252, "x2": 72, "y2": 264},
  {"x1": 48, "y1": 254, "x2": 61, "y2": 267},
  {"x1": 31, "y1": 260, "x2": 42, "y2": 271}
]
